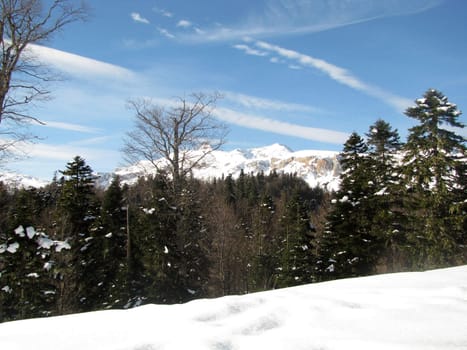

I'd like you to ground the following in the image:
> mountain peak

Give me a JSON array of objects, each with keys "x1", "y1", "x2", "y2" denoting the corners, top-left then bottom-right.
[
  {"x1": 250, "y1": 143, "x2": 292, "y2": 158},
  {"x1": 1, "y1": 144, "x2": 341, "y2": 191}
]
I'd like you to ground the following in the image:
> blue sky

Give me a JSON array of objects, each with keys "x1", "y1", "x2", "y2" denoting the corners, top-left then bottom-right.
[{"x1": 6, "y1": 0, "x2": 467, "y2": 179}]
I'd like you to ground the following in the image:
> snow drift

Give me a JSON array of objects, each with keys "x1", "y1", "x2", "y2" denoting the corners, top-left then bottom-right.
[{"x1": 1, "y1": 265, "x2": 466, "y2": 350}]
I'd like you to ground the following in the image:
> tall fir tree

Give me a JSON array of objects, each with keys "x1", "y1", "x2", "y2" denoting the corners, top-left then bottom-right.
[
  {"x1": 275, "y1": 187, "x2": 316, "y2": 288},
  {"x1": 365, "y1": 119, "x2": 405, "y2": 271},
  {"x1": 250, "y1": 192, "x2": 277, "y2": 291},
  {"x1": 317, "y1": 132, "x2": 381, "y2": 280},
  {"x1": 55, "y1": 156, "x2": 99, "y2": 313},
  {"x1": 94, "y1": 176, "x2": 128, "y2": 309},
  {"x1": 402, "y1": 89, "x2": 467, "y2": 268}
]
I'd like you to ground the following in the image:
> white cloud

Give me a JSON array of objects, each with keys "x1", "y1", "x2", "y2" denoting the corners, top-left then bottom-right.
[
  {"x1": 69, "y1": 136, "x2": 115, "y2": 146},
  {"x1": 194, "y1": 27, "x2": 205, "y2": 35},
  {"x1": 131, "y1": 12, "x2": 150, "y2": 24},
  {"x1": 232, "y1": 44, "x2": 268, "y2": 57},
  {"x1": 252, "y1": 40, "x2": 412, "y2": 111},
  {"x1": 27, "y1": 44, "x2": 135, "y2": 81},
  {"x1": 157, "y1": 27, "x2": 175, "y2": 39},
  {"x1": 9, "y1": 141, "x2": 121, "y2": 178},
  {"x1": 177, "y1": 20, "x2": 192, "y2": 28},
  {"x1": 153, "y1": 7, "x2": 173, "y2": 18},
  {"x1": 179, "y1": 0, "x2": 443, "y2": 43},
  {"x1": 42, "y1": 120, "x2": 101, "y2": 134},
  {"x1": 214, "y1": 107, "x2": 348, "y2": 144},
  {"x1": 223, "y1": 91, "x2": 322, "y2": 113},
  {"x1": 270, "y1": 57, "x2": 281, "y2": 64},
  {"x1": 288, "y1": 64, "x2": 302, "y2": 70},
  {"x1": 9, "y1": 141, "x2": 118, "y2": 163}
]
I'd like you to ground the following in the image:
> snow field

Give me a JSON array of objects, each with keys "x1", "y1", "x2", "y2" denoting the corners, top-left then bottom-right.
[{"x1": 0, "y1": 265, "x2": 466, "y2": 350}]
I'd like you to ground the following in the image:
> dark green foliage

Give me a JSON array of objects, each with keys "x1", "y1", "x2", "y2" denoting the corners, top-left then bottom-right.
[
  {"x1": 317, "y1": 132, "x2": 381, "y2": 280},
  {"x1": 97, "y1": 176, "x2": 128, "y2": 308},
  {"x1": 365, "y1": 119, "x2": 406, "y2": 271},
  {"x1": 401, "y1": 89, "x2": 467, "y2": 268},
  {"x1": 55, "y1": 156, "x2": 100, "y2": 313},
  {"x1": 0, "y1": 226, "x2": 69, "y2": 322},
  {"x1": 275, "y1": 188, "x2": 316, "y2": 288},
  {"x1": 128, "y1": 174, "x2": 211, "y2": 304}
]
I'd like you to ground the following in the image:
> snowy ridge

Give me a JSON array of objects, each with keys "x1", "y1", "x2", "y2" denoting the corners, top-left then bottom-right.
[
  {"x1": 1, "y1": 265, "x2": 466, "y2": 350},
  {"x1": 0, "y1": 172, "x2": 49, "y2": 189},
  {"x1": 0, "y1": 144, "x2": 341, "y2": 190},
  {"x1": 103, "y1": 143, "x2": 341, "y2": 191}
]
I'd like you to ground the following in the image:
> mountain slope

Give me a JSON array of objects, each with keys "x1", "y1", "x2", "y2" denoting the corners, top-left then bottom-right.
[
  {"x1": 1, "y1": 265, "x2": 466, "y2": 350},
  {"x1": 0, "y1": 172, "x2": 49, "y2": 189},
  {"x1": 0, "y1": 144, "x2": 341, "y2": 190},
  {"x1": 103, "y1": 143, "x2": 341, "y2": 190}
]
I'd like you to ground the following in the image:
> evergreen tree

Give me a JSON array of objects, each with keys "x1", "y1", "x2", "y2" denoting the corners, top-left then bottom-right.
[
  {"x1": 173, "y1": 181, "x2": 211, "y2": 301},
  {"x1": 401, "y1": 89, "x2": 467, "y2": 268},
  {"x1": 54, "y1": 156, "x2": 99, "y2": 313},
  {"x1": 130, "y1": 174, "x2": 211, "y2": 304},
  {"x1": 95, "y1": 176, "x2": 128, "y2": 309},
  {"x1": 365, "y1": 119, "x2": 405, "y2": 271},
  {"x1": 0, "y1": 226, "x2": 70, "y2": 321},
  {"x1": 275, "y1": 188, "x2": 316, "y2": 288},
  {"x1": 58, "y1": 156, "x2": 97, "y2": 234},
  {"x1": 251, "y1": 192, "x2": 277, "y2": 291},
  {"x1": 317, "y1": 132, "x2": 380, "y2": 280}
]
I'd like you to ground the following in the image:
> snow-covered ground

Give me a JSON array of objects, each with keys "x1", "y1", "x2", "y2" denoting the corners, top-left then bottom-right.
[{"x1": 1, "y1": 265, "x2": 466, "y2": 350}]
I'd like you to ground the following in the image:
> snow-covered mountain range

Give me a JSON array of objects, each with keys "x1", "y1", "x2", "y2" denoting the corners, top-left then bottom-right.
[
  {"x1": 0, "y1": 144, "x2": 342, "y2": 191},
  {"x1": 98, "y1": 143, "x2": 341, "y2": 191},
  {"x1": 0, "y1": 172, "x2": 49, "y2": 189}
]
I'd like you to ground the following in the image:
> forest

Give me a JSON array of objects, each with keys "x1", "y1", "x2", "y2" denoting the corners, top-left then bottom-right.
[{"x1": 0, "y1": 88, "x2": 466, "y2": 323}]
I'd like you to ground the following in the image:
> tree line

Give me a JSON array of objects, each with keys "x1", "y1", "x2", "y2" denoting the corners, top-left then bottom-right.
[
  {"x1": 0, "y1": 159, "x2": 325, "y2": 321},
  {"x1": 0, "y1": 88, "x2": 466, "y2": 323},
  {"x1": 317, "y1": 89, "x2": 466, "y2": 280}
]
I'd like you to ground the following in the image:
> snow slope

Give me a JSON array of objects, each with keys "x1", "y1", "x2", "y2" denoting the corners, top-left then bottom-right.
[{"x1": 1, "y1": 265, "x2": 466, "y2": 350}]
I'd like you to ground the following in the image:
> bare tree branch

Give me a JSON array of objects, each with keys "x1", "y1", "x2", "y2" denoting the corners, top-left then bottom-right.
[
  {"x1": 0, "y1": 0, "x2": 88, "y2": 159},
  {"x1": 122, "y1": 92, "x2": 228, "y2": 193}
]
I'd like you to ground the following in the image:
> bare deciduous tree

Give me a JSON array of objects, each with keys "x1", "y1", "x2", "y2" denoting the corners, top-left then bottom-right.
[
  {"x1": 0, "y1": 0, "x2": 87, "y2": 158},
  {"x1": 123, "y1": 92, "x2": 228, "y2": 193}
]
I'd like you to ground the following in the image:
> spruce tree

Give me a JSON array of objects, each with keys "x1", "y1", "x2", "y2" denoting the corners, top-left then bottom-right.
[
  {"x1": 0, "y1": 226, "x2": 70, "y2": 321},
  {"x1": 365, "y1": 119, "x2": 405, "y2": 271},
  {"x1": 275, "y1": 187, "x2": 315, "y2": 288},
  {"x1": 251, "y1": 192, "x2": 277, "y2": 291},
  {"x1": 402, "y1": 89, "x2": 467, "y2": 268},
  {"x1": 173, "y1": 181, "x2": 211, "y2": 301},
  {"x1": 317, "y1": 132, "x2": 380, "y2": 280},
  {"x1": 55, "y1": 156, "x2": 99, "y2": 313},
  {"x1": 94, "y1": 176, "x2": 128, "y2": 309}
]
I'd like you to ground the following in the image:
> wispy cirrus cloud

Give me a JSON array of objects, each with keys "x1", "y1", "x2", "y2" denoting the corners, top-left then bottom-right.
[
  {"x1": 243, "y1": 39, "x2": 412, "y2": 111},
  {"x1": 27, "y1": 44, "x2": 135, "y2": 81},
  {"x1": 214, "y1": 107, "x2": 348, "y2": 144},
  {"x1": 180, "y1": 0, "x2": 444, "y2": 43},
  {"x1": 232, "y1": 44, "x2": 268, "y2": 57},
  {"x1": 223, "y1": 91, "x2": 323, "y2": 114},
  {"x1": 131, "y1": 12, "x2": 150, "y2": 24},
  {"x1": 42, "y1": 120, "x2": 101, "y2": 134},
  {"x1": 10, "y1": 140, "x2": 120, "y2": 164},
  {"x1": 157, "y1": 27, "x2": 176, "y2": 39},
  {"x1": 153, "y1": 7, "x2": 173, "y2": 18}
]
